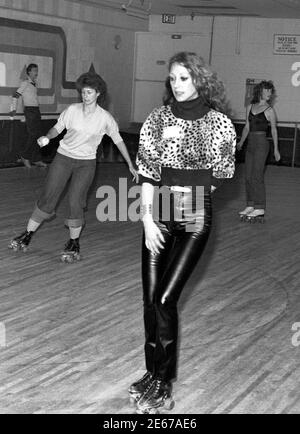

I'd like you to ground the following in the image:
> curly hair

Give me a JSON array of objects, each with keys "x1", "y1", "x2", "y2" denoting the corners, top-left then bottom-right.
[
  {"x1": 76, "y1": 72, "x2": 107, "y2": 105},
  {"x1": 163, "y1": 52, "x2": 231, "y2": 114},
  {"x1": 251, "y1": 80, "x2": 276, "y2": 105}
]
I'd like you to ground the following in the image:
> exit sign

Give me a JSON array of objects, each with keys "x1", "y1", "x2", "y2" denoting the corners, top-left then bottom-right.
[{"x1": 162, "y1": 14, "x2": 176, "y2": 24}]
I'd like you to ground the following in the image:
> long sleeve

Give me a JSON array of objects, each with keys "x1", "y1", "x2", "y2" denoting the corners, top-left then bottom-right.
[
  {"x1": 210, "y1": 112, "x2": 236, "y2": 181},
  {"x1": 10, "y1": 81, "x2": 28, "y2": 112},
  {"x1": 136, "y1": 108, "x2": 163, "y2": 183}
]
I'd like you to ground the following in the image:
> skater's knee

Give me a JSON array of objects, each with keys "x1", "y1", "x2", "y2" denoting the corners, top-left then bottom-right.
[{"x1": 69, "y1": 193, "x2": 87, "y2": 212}]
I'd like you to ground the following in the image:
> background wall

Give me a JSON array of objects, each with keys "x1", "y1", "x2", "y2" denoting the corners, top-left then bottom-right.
[
  {"x1": 1, "y1": 2, "x2": 300, "y2": 166},
  {"x1": 0, "y1": 0, "x2": 148, "y2": 129},
  {"x1": 149, "y1": 15, "x2": 300, "y2": 124}
]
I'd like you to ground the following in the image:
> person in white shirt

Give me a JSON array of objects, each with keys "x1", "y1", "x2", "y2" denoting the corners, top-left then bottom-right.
[
  {"x1": 9, "y1": 71, "x2": 138, "y2": 261},
  {"x1": 10, "y1": 63, "x2": 47, "y2": 168}
]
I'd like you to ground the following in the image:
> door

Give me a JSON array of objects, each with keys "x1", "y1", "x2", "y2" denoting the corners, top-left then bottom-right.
[{"x1": 132, "y1": 32, "x2": 211, "y2": 123}]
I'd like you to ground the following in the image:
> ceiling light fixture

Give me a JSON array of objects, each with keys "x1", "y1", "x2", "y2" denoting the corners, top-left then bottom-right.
[{"x1": 121, "y1": 0, "x2": 152, "y2": 18}]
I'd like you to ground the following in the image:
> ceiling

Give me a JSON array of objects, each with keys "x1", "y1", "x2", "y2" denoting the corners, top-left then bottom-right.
[
  {"x1": 75, "y1": 0, "x2": 300, "y2": 18},
  {"x1": 150, "y1": 0, "x2": 300, "y2": 18}
]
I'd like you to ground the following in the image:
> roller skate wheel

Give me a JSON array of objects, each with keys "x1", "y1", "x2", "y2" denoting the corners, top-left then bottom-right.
[
  {"x1": 8, "y1": 241, "x2": 17, "y2": 249},
  {"x1": 136, "y1": 407, "x2": 158, "y2": 414},
  {"x1": 62, "y1": 255, "x2": 73, "y2": 263},
  {"x1": 164, "y1": 398, "x2": 175, "y2": 411},
  {"x1": 149, "y1": 407, "x2": 159, "y2": 414}
]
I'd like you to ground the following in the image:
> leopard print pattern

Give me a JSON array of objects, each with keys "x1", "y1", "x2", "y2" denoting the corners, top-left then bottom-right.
[{"x1": 136, "y1": 105, "x2": 236, "y2": 182}]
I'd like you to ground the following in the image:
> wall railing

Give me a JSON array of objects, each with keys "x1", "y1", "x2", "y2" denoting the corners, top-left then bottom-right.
[
  {"x1": 1, "y1": 114, "x2": 300, "y2": 167},
  {"x1": 232, "y1": 119, "x2": 299, "y2": 168}
]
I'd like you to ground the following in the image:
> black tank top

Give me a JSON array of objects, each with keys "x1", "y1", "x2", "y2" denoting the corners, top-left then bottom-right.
[{"x1": 248, "y1": 106, "x2": 269, "y2": 132}]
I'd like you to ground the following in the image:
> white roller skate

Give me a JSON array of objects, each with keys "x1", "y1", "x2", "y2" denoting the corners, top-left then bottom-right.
[
  {"x1": 136, "y1": 377, "x2": 175, "y2": 414},
  {"x1": 246, "y1": 209, "x2": 265, "y2": 223},
  {"x1": 8, "y1": 230, "x2": 33, "y2": 252},
  {"x1": 60, "y1": 238, "x2": 81, "y2": 263},
  {"x1": 128, "y1": 372, "x2": 153, "y2": 405},
  {"x1": 239, "y1": 206, "x2": 254, "y2": 221}
]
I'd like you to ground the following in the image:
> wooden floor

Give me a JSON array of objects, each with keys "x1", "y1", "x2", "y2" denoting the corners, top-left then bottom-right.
[{"x1": 0, "y1": 162, "x2": 299, "y2": 414}]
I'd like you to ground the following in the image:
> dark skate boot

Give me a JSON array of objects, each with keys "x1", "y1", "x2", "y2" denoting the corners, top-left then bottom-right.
[
  {"x1": 60, "y1": 238, "x2": 81, "y2": 263},
  {"x1": 128, "y1": 371, "x2": 153, "y2": 404},
  {"x1": 136, "y1": 377, "x2": 175, "y2": 414},
  {"x1": 246, "y1": 209, "x2": 265, "y2": 223},
  {"x1": 8, "y1": 230, "x2": 33, "y2": 252},
  {"x1": 239, "y1": 206, "x2": 254, "y2": 222}
]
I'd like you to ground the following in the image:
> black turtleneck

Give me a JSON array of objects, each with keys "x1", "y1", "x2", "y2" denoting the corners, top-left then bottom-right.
[{"x1": 171, "y1": 95, "x2": 210, "y2": 120}]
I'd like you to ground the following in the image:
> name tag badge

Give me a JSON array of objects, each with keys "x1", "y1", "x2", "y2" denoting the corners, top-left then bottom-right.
[{"x1": 162, "y1": 125, "x2": 182, "y2": 139}]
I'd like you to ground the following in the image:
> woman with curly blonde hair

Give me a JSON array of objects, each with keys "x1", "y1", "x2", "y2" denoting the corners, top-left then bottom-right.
[{"x1": 128, "y1": 52, "x2": 236, "y2": 413}]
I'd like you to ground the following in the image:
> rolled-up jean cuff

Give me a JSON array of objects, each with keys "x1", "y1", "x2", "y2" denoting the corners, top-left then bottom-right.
[
  {"x1": 31, "y1": 204, "x2": 55, "y2": 223},
  {"x1": 64, "y1": 218, "x2": 84, "y2": 228}
]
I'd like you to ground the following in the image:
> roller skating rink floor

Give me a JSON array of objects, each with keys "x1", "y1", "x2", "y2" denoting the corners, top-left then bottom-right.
[{"x1": 0, "y1": 162, "x2": 299, "y2": 414}]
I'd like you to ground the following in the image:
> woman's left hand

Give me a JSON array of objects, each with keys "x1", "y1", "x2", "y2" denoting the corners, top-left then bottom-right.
[
  {"x1": 129, "y1": 165, "x2": 139, "y2": 183},
  {"x1": 274, "y1": 149, "x2": 281, "y2": 162}
]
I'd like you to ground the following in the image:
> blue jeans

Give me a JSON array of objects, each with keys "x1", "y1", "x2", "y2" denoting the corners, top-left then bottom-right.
[
  {"x1": 31, "y1": 153, "x2": 96, "y2": 228},
  {"x1": 245, "y1": 132, "x2": 270, "y2": 209}
]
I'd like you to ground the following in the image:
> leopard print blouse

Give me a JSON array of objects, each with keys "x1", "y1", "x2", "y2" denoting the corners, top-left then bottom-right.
[{"x1": 136, "y1": 105, "x2": 236, "y2": 182}]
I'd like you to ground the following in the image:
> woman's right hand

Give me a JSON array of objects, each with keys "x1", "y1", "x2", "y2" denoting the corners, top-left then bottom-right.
[
  {"x1": 236, "y1": 141, "x2": 243, "y2": 151},
  {"x1": 143, "y1": 216, "x2": 165, "y2": 255},
  {"x1": 37, "y1": 136, "x2": 50, "y2": 148}
]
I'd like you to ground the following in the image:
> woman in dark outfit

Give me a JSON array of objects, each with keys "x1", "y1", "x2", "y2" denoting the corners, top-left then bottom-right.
[
  {"x1": 128, "y1": 52, "x2": 236, "y2": 413},
  {"x1": 237, "y1": 80, "x2": 280, "y2": 222}
]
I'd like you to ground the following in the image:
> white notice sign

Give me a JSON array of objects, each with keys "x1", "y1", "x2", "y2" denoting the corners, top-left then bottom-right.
[{"x1": 274, "y1": 34, "x2": 300, "y2": 54}]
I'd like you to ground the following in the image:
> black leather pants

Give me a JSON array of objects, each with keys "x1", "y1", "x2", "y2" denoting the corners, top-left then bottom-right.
[{"x1": 142, "y1": 189, "x2": 212, "y2": 382}]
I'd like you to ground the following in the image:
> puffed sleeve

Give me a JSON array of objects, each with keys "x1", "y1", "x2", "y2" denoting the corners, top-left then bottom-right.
[
  {"x1": 210, "y1": 112, "x2": 236, "y2": 185},
  {"x1": 136, "y1": 107, "x2": 163, "y2": 185}
]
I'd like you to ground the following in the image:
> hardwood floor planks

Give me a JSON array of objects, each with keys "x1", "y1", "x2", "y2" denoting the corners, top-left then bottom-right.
[{"x1": 0, "y1": 163, "x2": 299, "y2": 413}]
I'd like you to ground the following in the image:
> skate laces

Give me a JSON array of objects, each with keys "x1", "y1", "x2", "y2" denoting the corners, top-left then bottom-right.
[
  {"x1": 143, "y1": 377, "x2": 165, "y2": 400},
  {"x1": 140, "y1": 372, "x2": 152, "y2": 385},
  {"x1": 18, "y1": 231, "x2": 32, "y2": 243},
  {"x1": 152, "y1": 379, "x2": 164, "y2": 398}
]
